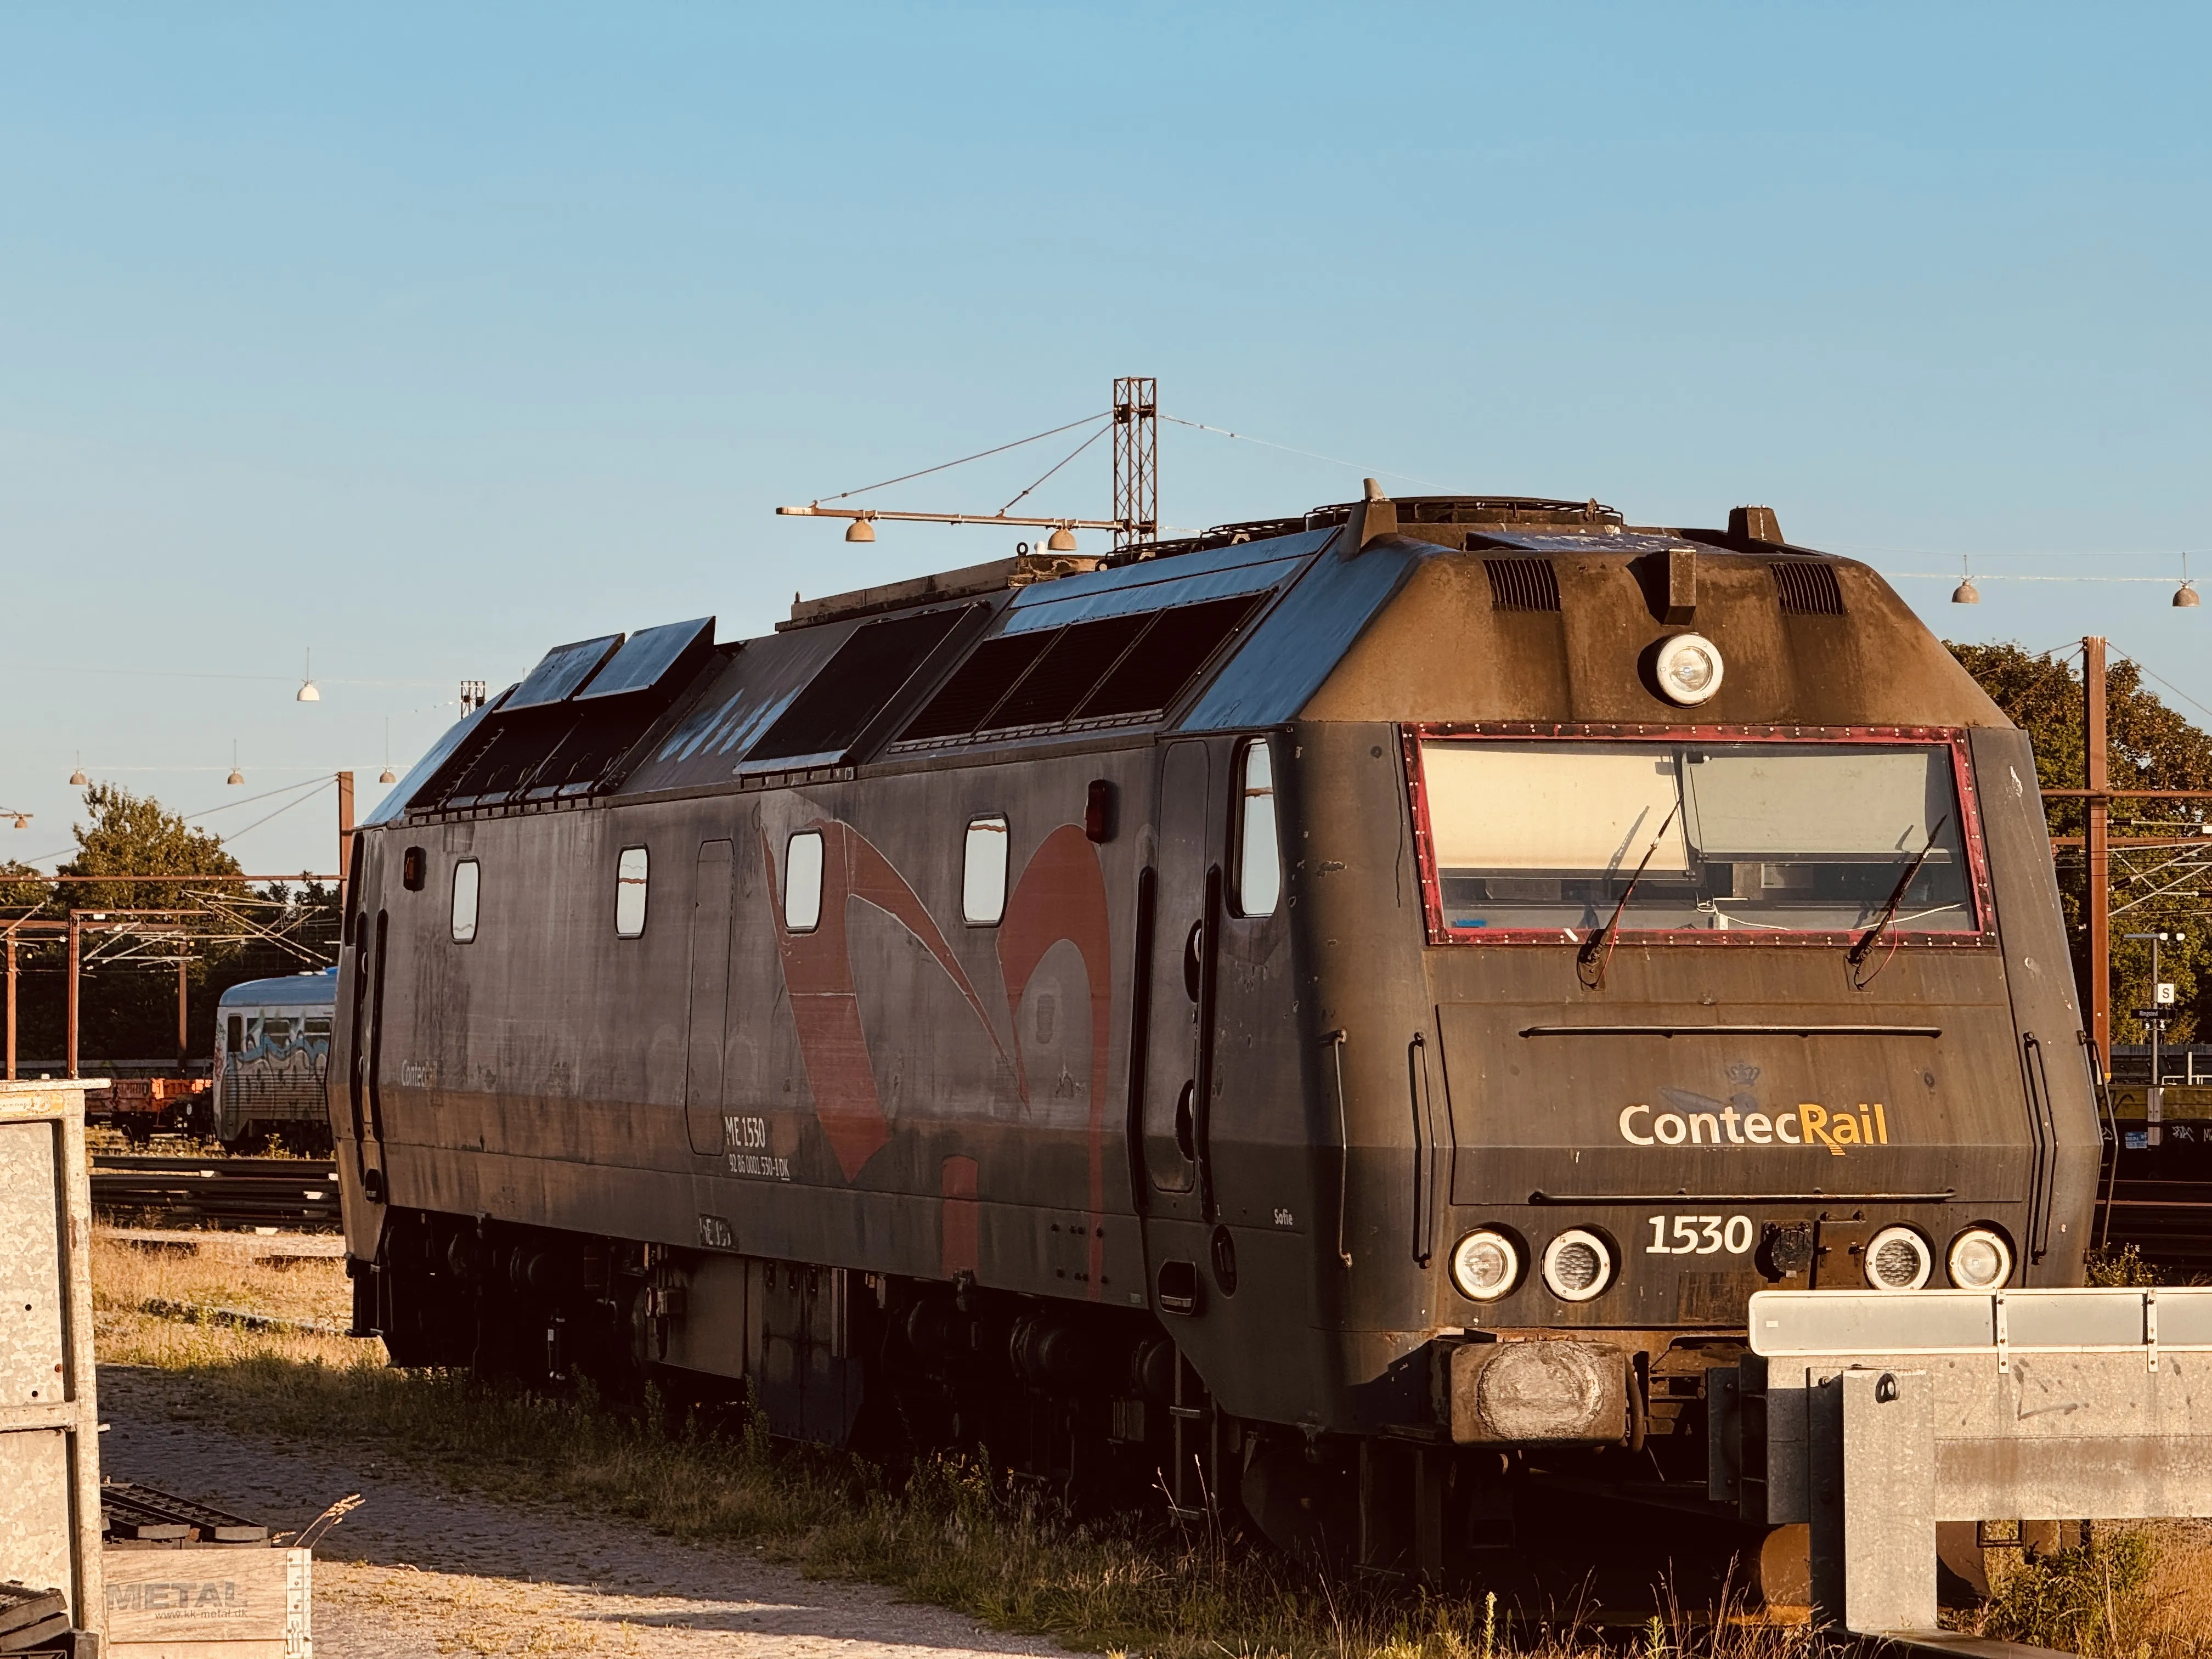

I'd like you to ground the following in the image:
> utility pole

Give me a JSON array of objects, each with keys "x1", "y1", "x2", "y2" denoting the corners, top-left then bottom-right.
[
  {"x1": 2086, "y1": 636, "x2": 2111, "y2": 1057},
  {"x1": 2049, "y1": 635, "x2": 2212, "y2": 1065},
  {"x1": 177, "y1": 951, "x2": 190, "y2": 1073},
  {"x1": 5, "y1": 934, "x2": 14, "y2": 1081},
  {"x1": 1113, "y1": 376, "x2": 1158, "y2": 550},
  {"x1": 65, "y1": 912, "x2": 80, "y2": 1080},
  {"x1": 337, "y1": 770, "x2": 355, "y2": 882}
]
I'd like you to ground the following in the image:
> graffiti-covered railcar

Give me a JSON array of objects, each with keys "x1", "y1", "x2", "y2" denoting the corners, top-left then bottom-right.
[{"x1": 216, "y1": 968, "x2": 336, "y2": 1149}]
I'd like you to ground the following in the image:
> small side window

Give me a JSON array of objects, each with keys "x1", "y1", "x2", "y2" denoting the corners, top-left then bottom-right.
[
  {"x1": 303, "y1": 1017, "x2": 332, "y2": 1037},
  {"x1": 615, "y1": 847, "x2": 650, "y2": 938},
  {"x1": 402, "y1": 847, "x2": 426, "y2": 891},
  {"x1": 225, "y1": 1015, "x2": 244, "y2": 1054},
  {"x1": 451, "y1": 858, "x2": 481, "y2": 943},
  {"x1": 963, "y1": 815, "x2": 1009, "y2": 925},
  {"x1": 263, "y1": 1018, "x2": 293, "y2": 1043},
  {"x1": 784, "y1": 831, "x2": 825, "y2": 933},
  {"x1": 1234, "y1": 739, "x2": 1281, "y2": 918}
]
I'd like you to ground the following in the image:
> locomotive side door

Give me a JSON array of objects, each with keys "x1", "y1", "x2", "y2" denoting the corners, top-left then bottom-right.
[
  {"x1": 1139, "y1": 741, "x2": 1217, "y2": 1220},
  {"x1": 345, "y1": 869, "x2": 390, "y2": 1202},
  {"x1": 683, "y1": 839, "x2": 737, "y2": 1156}
]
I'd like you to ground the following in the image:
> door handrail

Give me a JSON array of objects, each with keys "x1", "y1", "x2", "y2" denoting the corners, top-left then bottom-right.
[{"x1": 1323, "y1": 1029, "x2": 1351, "y2": 1266}]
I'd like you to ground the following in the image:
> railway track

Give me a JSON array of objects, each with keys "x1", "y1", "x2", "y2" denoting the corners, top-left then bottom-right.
[
  {"x1": 91, "y1": 1155, "x2": 343, "y2": 1229},
  {"x1": 2091, "y1": 1119, "x2": 2212, "y2": 1268}
]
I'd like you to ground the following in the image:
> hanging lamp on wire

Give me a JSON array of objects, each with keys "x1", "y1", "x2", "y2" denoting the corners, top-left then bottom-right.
[
  {"x1": 2177, "y1": 552, "x2": 2200, "y2": 609},
  {"x1": 227, "y1": 741, "x2": 244, "y2": 787},
  {"x1": 1951, "y1": 555, "x2": 1980, "y2": 605},
  {"x1": 379, "y1": 717, "x2": 397, "y2": 785},
  {"x1": 844, "y1": 515, "x2": 877, "y2": 544},
  {"x1": 1046, "y1": 523, "x2": 1079, "y2": 553},
  {"x1": 68, "y1": 751, "x2": 87, "y2": 787},
  {"x1": 296, "y1": 648, "x2": 321, "y2": 702}
]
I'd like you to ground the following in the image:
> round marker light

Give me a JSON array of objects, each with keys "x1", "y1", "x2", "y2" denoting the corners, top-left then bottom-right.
[
  {"x1": 1542, "y1": 1229, "x2": 1614, "y2": 1302},
  {"x1": 1947, "y1": 1227, "x2": 2014, "y2": 1291},
  {"x1": 1653, "y1": 633, "x2": 1725, "y2": 707},
  {"x1": 1449, "y1": 1228, "x2": 1521, "y2": 1302},
  {"x1": 1865, "y1": 1225, "x2": 1933, "y2": 1291}
]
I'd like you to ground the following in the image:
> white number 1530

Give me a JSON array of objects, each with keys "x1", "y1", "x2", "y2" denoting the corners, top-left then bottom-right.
[{"x1": 1647, "y1": 1214, "x2": 1756, "y2": 1256}]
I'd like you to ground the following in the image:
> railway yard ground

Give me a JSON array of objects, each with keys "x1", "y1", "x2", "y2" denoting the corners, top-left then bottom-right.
[{"x1": 85, "y1": 1220, "x2": 2212, "y2": 1658}]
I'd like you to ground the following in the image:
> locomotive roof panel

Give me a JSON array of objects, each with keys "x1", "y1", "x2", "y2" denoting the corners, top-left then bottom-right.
[
  {"x1": 574, "y1": 616, "x2": 718, "y2": 701},
  {"x1": 1175, "y1": 529, "x2": 1423, "y2": 732},
  {"x1": 1470, "y1": 530, "x2": 1702, "y2": 554},
  {"x1": 505, "y1": 633, "x2": 624, "y2": 709},
  {"x1": 622, "y1": 599, "x2": 1001, "y2": 792},
  {"x1": 365, "y1": 493, "x2": 2013, "y2": 825},
  {"x1": 362, "y1": 692, "x2": 508, "y2": 825},
  {"x1": 998, "y1": 533, "x2": 1318, "y2": 631},
  {"x1": 1301, "y1": 542, "x2": 2008, "y2": 729}
]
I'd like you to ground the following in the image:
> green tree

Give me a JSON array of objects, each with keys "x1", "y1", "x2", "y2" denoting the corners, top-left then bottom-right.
[
  {"x1": 1949, "y1": 642, "x2": 2212, "y2": 1049},
  {"x1": 55, "y1": 783, "x2": 242, "y2": 913},
  {"x1": 0, "y1": 858, "x2": 44, "y2": 915},
  {"x1": 0, "y1": 786, "x2": 337, "y2": 1069},
  {"x1": 48, "y1": 787, "x2": 245, "y2": 1064}
]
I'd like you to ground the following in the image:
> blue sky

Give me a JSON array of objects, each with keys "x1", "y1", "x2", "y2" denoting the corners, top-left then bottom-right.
[{"x1": 3, "y1": 4, "x2": 2208, "y2": 874}]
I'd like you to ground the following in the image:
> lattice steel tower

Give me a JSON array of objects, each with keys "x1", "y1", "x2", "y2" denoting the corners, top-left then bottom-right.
[{"x1": 1112, "y1": 376, "x2": 1158, "y2": 550}]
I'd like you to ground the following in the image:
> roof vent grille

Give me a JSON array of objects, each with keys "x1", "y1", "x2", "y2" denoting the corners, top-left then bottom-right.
[
  {"x1": 1483, "y1": 557, "x2": 1561, "y2": 613},
  {"x1": 1771, "y1": 561, "x2": 1845, "y2": 616}
]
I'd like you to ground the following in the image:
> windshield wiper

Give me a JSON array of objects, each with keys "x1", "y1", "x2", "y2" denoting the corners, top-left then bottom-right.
[
  {"x1": 1847, "y1": 815, "x2": 1950, "y2": 982},
  {"x1": 1576, "y1": 799, "x2": 1683, "y2": 990}
]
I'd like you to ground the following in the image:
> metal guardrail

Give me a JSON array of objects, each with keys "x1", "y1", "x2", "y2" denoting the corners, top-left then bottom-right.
[
  {"x1": 1731, "y1": 1286, "x2": 2212, "y2": 1647},
  {"x1": 89, "y1": 1156, "x2": 341, "y2": 1229}
]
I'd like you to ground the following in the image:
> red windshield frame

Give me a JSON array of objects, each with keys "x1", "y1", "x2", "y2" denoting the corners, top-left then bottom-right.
[{"x1": 1402, "y1": 723, "x2": 1995, "y2": 949}]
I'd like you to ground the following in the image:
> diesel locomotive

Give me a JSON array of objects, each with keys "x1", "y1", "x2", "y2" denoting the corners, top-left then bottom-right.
[{"x1": 332, "y1": 488, "x2": 2098, "y2": 1573}]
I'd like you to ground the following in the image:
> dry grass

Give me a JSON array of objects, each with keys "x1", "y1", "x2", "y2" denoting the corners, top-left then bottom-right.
[
  {"x1": 316, "y1": 1560, "x2": 622, "y2": 1656},
  {"x1": 87, "y1": 1229, "x2": 2212, "y2": 1659},
  {"x1": 92, "y1": 1229, "x2": 362, "y2": 1369},
  {"x1": 86, "y1": 1123, "x2": 327, "y2": 1159},
  {"x1": 1963, "y1": 1523, "x2": 2212, "y2": 1657}
]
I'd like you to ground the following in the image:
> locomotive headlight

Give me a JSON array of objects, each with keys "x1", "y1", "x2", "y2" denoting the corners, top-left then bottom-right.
[
  {"x1": 1449, "y1": 1228, "x2": 1522, "y2": 1302},
  {"x1": 1947, "y1": 1227, "x2": 2014, "y2": 1291},
  {"x1": 1864, "y1": 1224, "x2": 1933, "y2": 1291},
  {"x1": 1653, "y1": 633, "x2": 1725, "y2": 707},
  {"x1": 1541, "y1": 1229, "x2": 1615, "y2": 1302}
]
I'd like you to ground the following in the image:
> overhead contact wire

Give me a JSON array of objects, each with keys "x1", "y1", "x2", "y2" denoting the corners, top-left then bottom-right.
[
  {"x1": 1161, "y1": 415, "x2": 1440, "y2": 488},
  {"x1": 2109, "y1": 647, "x2": 2212, "y2": 731},
  {"x1": 221, "y1": 778, "x2": 336, "y2": 845},
  {"x1": 1000, "y1": 422, "x2": 1110, "y2": 516},
  {"x1": 814, "y1": 412, "x2": 1110, "y2": 505}
]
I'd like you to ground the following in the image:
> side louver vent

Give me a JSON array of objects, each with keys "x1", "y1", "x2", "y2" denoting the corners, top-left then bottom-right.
[
  {"x1": 1483, "y1": 557, "x2": 1561, "y2": 612},
  {"x1": 1771, "y1": 561, "x2": 1845, "y2": 616},
  {"x1": 744, "y1": 605, "x2": 977, "y2": 763},
  {"x1": 898, "y1": 592, "x2": 1265, "y2": 746},
  {"x1": 407, "y1": 617, "x2": 719, "y2": 813}
]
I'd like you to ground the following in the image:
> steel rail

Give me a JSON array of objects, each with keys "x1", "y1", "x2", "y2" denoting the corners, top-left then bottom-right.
[{"x1": 90, "y1": 1155, "x2": 341, "y2": 1229}]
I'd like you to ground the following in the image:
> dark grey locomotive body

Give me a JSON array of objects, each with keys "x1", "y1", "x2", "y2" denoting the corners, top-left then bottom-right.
[{"x1": 333, "y1": 493, "x2": 2097, "y2": 1558}]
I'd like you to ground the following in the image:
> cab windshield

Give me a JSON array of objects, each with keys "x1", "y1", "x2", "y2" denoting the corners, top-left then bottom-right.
[{"x1": 1418, "y1": 738, "x2": 1976, "y2": 935}]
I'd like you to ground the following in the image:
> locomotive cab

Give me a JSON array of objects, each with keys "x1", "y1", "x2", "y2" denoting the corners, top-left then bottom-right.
[{"x1": 1262, "y1": 504, "x2": 2096, "y2": 1483}]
